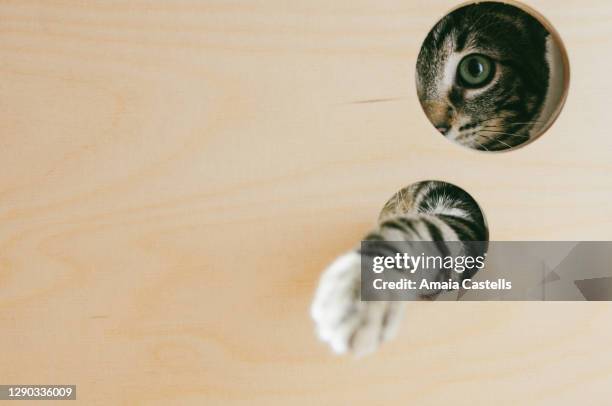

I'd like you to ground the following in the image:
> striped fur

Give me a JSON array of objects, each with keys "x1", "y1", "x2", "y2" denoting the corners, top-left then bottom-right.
[
  {"x1": 311, "y1": 181, "x2": 488, "y2": 356},
  {"x1": 416, "y1": 2, "x2": 554, "y2": 151},
  {"x1": 367, "y1": 181, "x2": 488, "y2": 282}
]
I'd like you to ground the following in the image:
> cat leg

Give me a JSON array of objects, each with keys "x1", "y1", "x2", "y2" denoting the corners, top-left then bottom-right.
[{"x1": 310, "y1": 251, "x2": 405, "y2": 357}]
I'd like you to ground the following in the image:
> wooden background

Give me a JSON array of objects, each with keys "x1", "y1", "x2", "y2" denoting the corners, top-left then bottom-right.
[{"x1": 1, "y1": 0, "x2": 611, "y2": 404}]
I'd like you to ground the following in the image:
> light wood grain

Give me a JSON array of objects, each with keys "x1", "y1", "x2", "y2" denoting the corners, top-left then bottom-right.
[{"x1": 1, "y1": 0, "x2": 611, "y2": 404}]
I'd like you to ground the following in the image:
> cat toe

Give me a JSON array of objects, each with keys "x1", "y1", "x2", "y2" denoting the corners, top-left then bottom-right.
[{"x1": 311, "y1": 252, "x2": 404, "y2": 356}]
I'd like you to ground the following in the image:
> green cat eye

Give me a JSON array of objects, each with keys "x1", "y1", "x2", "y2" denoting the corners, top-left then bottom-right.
[{"x1": 457, "y1": 54, "x2": 494, "y2": 88}]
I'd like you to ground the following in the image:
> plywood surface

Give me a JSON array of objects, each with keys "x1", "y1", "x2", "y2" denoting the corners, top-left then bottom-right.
[{"x1": 1, "y1": 0, "x2": 611, "y2": 404}]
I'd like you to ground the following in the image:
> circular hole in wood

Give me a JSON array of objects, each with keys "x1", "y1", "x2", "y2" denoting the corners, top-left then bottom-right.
[{"x1": 416, "y1": 1, "x2": 569, "y2": 152}]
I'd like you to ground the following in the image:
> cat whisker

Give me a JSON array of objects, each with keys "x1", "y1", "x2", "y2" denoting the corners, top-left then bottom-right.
[
  {"x1": 476, "y1": 132, "x2": 514, "y2": 149},
  {"x1": 507, "y1": 121, "x2": 544, "y2": 126},
  {"x1": 458, "y1": 131, "x2": 490, "y2": 150},
  {"x1": 471, "y1": 140, "x2": 490, "y2": 151},
  {"x1": 479, "y1": 129, "x2": 530, "y2": 139},
  {"x1": 476, "y1": 117, "x2": 543, "y2": 127},
  {"x1": 476, "y1": 117, "x2": 508, "y2": 125}
]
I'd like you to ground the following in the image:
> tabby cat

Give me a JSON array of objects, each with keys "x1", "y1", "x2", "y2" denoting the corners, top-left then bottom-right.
[
  {"x1": 311, "y1": 181, "x2": 488, "y2": 356},
  {"x1": 416, "y1": 2, "x2": 564, "y2": 151}
]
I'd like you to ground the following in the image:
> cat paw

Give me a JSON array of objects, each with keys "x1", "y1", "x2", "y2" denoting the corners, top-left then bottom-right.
[{"x1": 311, "y1": 252, "x2": 405, "y2": 357}]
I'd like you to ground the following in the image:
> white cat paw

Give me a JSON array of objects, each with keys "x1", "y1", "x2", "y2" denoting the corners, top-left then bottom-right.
[{"x1": 311, "y1": 252, "x2": 405, "y2": 357}]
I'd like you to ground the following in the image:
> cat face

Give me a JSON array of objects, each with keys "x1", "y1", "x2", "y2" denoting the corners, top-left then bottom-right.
[{"x1": 416, "y1": 2, "x2": 552, "y2": 151}]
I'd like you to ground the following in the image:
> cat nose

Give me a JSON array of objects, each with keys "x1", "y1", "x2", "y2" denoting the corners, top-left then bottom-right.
[
  {"x1": 436, "y1": 126, "x2": 450, "y2": 135},
  {"x1": 423, "y1": 101, "x2": 453, "y2": 135}
]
